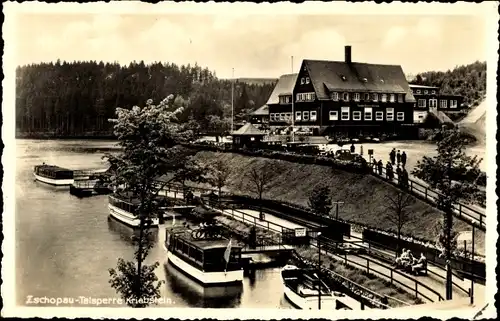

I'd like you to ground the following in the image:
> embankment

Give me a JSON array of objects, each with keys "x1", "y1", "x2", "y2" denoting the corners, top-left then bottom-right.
[{"x1": 191, "y1": 151, "x2": 485, "y2": 254}]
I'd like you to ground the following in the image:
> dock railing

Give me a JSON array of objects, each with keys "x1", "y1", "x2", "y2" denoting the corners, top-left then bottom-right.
[
  {"x1": 369, "y1": 164, "x2": 486, "y2": 231},
  {"x1": 310, "y1": 235, "x2": 445, "y2": 303}
]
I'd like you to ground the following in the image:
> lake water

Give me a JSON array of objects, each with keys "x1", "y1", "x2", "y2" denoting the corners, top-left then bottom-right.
[{"x1": 14, "y1": 139, "x2": 291, "y2": 308}]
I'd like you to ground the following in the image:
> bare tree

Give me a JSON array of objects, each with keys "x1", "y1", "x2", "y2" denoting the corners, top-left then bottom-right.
[
  {"x1": 207, "y1": 154, "x2": 231, "y2": 207},
  {"x1": 245, "y1": 160, "x2": 282, "y2": 220},
  {"x1": 384, "y1": 191, "x2": 414, "y2": 256}
]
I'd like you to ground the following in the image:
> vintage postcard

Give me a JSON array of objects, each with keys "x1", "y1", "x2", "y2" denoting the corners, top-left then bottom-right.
[{"x1": 2, "y1": 1, "x2": 497, "y2": 319}]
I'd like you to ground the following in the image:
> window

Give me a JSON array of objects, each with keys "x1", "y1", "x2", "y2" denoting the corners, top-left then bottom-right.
[
  {"x1": 424, "y1": 90, "x2": 428, "y2": 94},
  {"x1": 450, "y1": 100, "x2": 458, "y2": 108},
  {"x1": 354, "y1": 93, "x2": 360, "y2": 101},
  {"x1": 418, "y1": 99, "x2": 426, "y2": 108},
  {"x1": 364, "y1": 107, "x2": 373, "y2": 121},
  {"x1": 310, "y1": 111, "x2": 317, "y2": 121},
  {"x1": 285, "y1": 113, "x2": 291, "y2": 121},
  {"x1": 364, "y1": 93, "x2": 370, "y2": 101},
  {"x1": 372, "y1": 93, "x2": 378, "y2": 102},
  {"x1": 279, "y1": 95, "x2": 291, "y2": 104},
  {"x1": 397, "y1": 94, "x2": 404, "y2": 103},
  {"x1": 300, "y1": 78, "x2": 305, "y2": 84},
  {"x1": 329, "y1": 110, "x2": 338, "y2": 121},
  {"x1": 375, "y1": 111, "x2": 384, "y2": 121},
  {"x1": 295, "y1": 111, "x2": 301, "y2": 121},
  {"x1": 440, "y1": 100, "x2": 447, "y2": 108},
  {"x1": 353, "y1": 111, "x2": 362, "y2": 121},
  {"x1": 416, "y1": 90, "x2": 421, "y2": 94},
  {"x1": 296, "y1": 92, "x2": 315, "y2": 101},
  {"x1": 280, "y1": 113, "x2": 285, "y2": 121},
  {"x1": 341, "y1": 107, "x2": 350, "y2": 120},
  {"x1": 431, "y1": 90, "x2": 436, "y2": 95},
  {"x1": 305, "y1": 77, "x2": 310, "y2": 84},
  {"x1": 386, "y1": 108, "x2": 394, "y2": 121},
  {"x1": 397, "y1": 112, "x2": 405, "y2": 121},
  {"x1": 381, "y1": 94, "x2": 387, "y2": 102},
  {"x1": 306, "y1": 93, "x2": 316, "y2": 101},
  {"x1": 331, "y1": 92, "x2": 339, "y2": 101},
  {"x1": 302, "y1": 111, "x2": 310, "y2": 121},
  {"x1": 342, "y1": 92, "x2": 350, "y2": 101},
  {"x1": 270, "y1": 113, "x2": 275, "y2": 122},
  {"x1": 389, "y1": 94, "x2": 395, "y2": 103},
  {"x1": 429, "y1": 99, "x2": 438, "y2": 108}
]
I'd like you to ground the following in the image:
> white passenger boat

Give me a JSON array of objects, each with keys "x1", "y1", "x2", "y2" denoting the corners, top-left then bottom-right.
[
  {"x1": 163, "y1": 225, "x2": 244, "y2": 285},
  {"x1": 281, "y1": 265, "x2": 360, "y2": 310},
  {"x1": 33, "y1": 164, "x2": 74, "y2": 186},
  {"x1": 108, "y1": 194, "x2": 159, "y2": 228}
]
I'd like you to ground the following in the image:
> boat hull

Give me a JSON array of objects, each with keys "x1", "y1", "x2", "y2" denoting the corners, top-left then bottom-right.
[
  {"x1": 283, "y1": 284, "x2": 338, "y2": 310},
  {"x1": 164, "y1": 243, "x2": 243, "y2": 286},
  {"x1": 108, "y1": 204, "x2": 159, "y2": 228},
  {"x1": 34, "y1": 173, "x2": 74, "y2": 186}
]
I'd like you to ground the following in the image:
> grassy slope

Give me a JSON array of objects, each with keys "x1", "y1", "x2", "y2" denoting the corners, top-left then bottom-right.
[{"x1": 192, "y1": 151, "x2": 485, "y2": 254}]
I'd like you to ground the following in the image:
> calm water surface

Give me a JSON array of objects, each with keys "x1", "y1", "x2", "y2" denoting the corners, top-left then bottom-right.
[{"x1": 15, "y1": 139, "x2": 291, "y2": 308}]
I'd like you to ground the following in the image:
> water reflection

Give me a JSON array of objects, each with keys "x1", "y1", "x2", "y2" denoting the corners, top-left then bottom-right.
[{"x1": 164, "y1": 262, "x2": 243, "y2": 308}]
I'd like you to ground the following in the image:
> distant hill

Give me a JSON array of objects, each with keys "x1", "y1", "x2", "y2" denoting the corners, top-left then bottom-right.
[
  {"x1": 233, "y1": 78, "x2": 278, "y2": 86},
  {"x1": 409, "y1": 61, "x2": 486, "y2": 110}
]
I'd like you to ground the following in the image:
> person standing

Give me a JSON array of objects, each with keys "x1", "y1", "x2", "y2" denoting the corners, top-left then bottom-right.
[
  {"x1": 386, "y1": 161, "x2": 393, "y2": 180},
  {"x1": 402, "y1": 168, "x2": 409, "y2": 188},
  {"x1": 401, "y1": 151, "x2": 407, "y2": 168},
  {"x1": 350, "y1": 143, "x2": 355, "y2": 153},
  {"x1": 389, "y1": 148, "x2": 396, "y2": 165},
  {"x1": 378, "y1": 160, "x2": 383, "y2": 175},
  {"x1": 396, "y1": 166, "x2": 402, "y2": 185},
  {"x1": 396, "y1": 150, "x2": 401, "y2": 166},
  {"x1": 360, "y1": 145, "x2": 364, "y2": 156}
]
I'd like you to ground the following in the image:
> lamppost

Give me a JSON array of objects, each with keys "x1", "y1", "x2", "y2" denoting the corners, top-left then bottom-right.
[{"x1": 317, "y1": 231, "x2": 322, "y2": 310}]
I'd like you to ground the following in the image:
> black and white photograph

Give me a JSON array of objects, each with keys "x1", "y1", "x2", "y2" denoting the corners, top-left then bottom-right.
[{"x1": 2, "y1": 1, "x2": 497, "y2": 319}]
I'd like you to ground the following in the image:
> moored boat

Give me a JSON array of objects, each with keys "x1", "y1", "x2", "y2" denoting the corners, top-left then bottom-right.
[
  {"x1": 34, "y1": 164, "x2": 74, "y2": 186},
  {"x1": 281, "y1": 265, "x2": 360, "y2": 310},
  {"x1": 163, "y1": 225, "x2": 244, "y2": 286},
  {"x1": 108, "y1": 194, "x2": 159, "y2": 228}
]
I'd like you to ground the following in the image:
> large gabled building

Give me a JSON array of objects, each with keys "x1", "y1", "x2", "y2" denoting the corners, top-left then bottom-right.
[{"x1": 267, "y1": 46, "x2": 418, "y2": 138}]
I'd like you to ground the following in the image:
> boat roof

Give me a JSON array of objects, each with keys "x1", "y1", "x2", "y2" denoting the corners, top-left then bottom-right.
[
  {"x1": 35, "y1": 164, "x2": 73, "y2": 172},
  {"x1": 168, "y1": 226, "x2": 242, "y2": 250}
]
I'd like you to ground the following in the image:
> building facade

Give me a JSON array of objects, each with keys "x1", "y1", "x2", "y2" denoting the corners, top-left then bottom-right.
[
  {"x1": 249, "y1": 104, "x2": 270, "y2": 129},
  {"x1": 267, "y1": 46, "x2": 417, "y2": 138},
  {"x1": 409, "y1": 84, "x2": 464, "y2": 124}
]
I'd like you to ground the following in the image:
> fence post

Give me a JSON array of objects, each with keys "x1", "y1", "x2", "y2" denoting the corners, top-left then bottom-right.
[
  {"x1": 390, "y1": 269, "x2": 393, "y2": 285},
  {"x1": 424, "y1": 188, "x2": 428, "y2": 200},
  {"x1": 367, "y1": 259, "x2": 370, "y2": 274},
  {"x1": 344, "y1": 252, "x2": 347, "y2": 264},
  {"x1": 459, "y1": 203, "x2": 462, "y2": 216},
  {"x1": 415, "y1": 283, "x2": 418, "y2": 298},
  {"x1": 410, "y1": 180, "x2": 413, "y2": 192}
]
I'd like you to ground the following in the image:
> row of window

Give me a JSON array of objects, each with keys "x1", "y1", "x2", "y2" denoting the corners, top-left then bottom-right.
[
  {"x1": 330, "y1": 107, "x2": 404, "y2": 121},
  {"x1": 417, "y1": 99, "x2": 458, "y2": 108},
  {"x1": 270, "y1": 108, "x2": 405, "y2": 122},
  {"x1": 270, "y1": 111, "x2": 318, "y2": 122},
  {"x1": 296, "y1": 92, "x2": 316, "y2": 102},
  {"x1": 411, "y1": 89, "x2": 437, "y2": 95},
  {"x1": 300, "y1": 77, "x2": 311, "y2": 85},
  {"x1": 331, "y1": 92, "x2": 404, "y2": 103}
]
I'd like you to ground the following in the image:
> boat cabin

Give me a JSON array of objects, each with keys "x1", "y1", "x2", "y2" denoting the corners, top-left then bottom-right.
[
  {"x1": 34, "y1": 165, "x2": 74, "y2": 179},
  {"x1": 166, "y1": 227, "x2": 242, "y2": 273}
]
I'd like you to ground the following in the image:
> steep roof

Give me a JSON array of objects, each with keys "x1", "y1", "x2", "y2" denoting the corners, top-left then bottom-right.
[
  {"x1": 266, "y1": 73, "x2": 299, "y2": 105},
  {"x1": 304, "y1": 60, "x2": 416, "y2": 103},
  {"x1": 251, "y1": 104, "x2": 269, "y2": 116},
  {"x1": 231, "y1": 123, "x2": 265, "y2": 136}
]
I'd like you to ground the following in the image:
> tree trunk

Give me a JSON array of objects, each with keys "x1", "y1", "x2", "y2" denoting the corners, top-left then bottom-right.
[
  {"x1": 136, "y1": 213, "x2": 145, "y2": 303},
  {"x1": 397, "y1": 227, "x2": 401, "y2": 256},
  {"x1": 445, "y1": 210, "x2": 453, "y2": 300}
]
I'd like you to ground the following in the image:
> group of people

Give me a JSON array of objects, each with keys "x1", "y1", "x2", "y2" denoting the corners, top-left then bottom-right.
[
  {"x1": 394, "y1": 249, "x2": 427, "y2": 275},
  {"x1": 389, "y1": 148, "x2": 407, "y2": 168},
  {"x1": 350, "y1": 143, "x2": 364, "y2": 156}
]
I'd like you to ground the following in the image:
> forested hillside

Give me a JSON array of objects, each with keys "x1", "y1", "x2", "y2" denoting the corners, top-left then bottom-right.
[
  {"x1": 15, "y1": 61, "x2": 275, "y2": 138},
  {"x1": 410, "y1": 61, "x2": 486, "y2": 109}
]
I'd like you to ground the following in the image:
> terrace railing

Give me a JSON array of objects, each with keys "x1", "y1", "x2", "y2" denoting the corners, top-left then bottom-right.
[{"x1": 369, "y1": 164, "x2": 486, "y2": 231}]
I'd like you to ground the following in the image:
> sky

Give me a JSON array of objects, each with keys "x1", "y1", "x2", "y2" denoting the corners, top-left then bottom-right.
[{"x1": 15, "y1": 11, "x2": 488, "y2": 79}]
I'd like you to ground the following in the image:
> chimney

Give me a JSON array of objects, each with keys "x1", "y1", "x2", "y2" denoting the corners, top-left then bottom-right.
[{"x1": 345, "y1": 45, "x2": 352, "y2": 63}]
